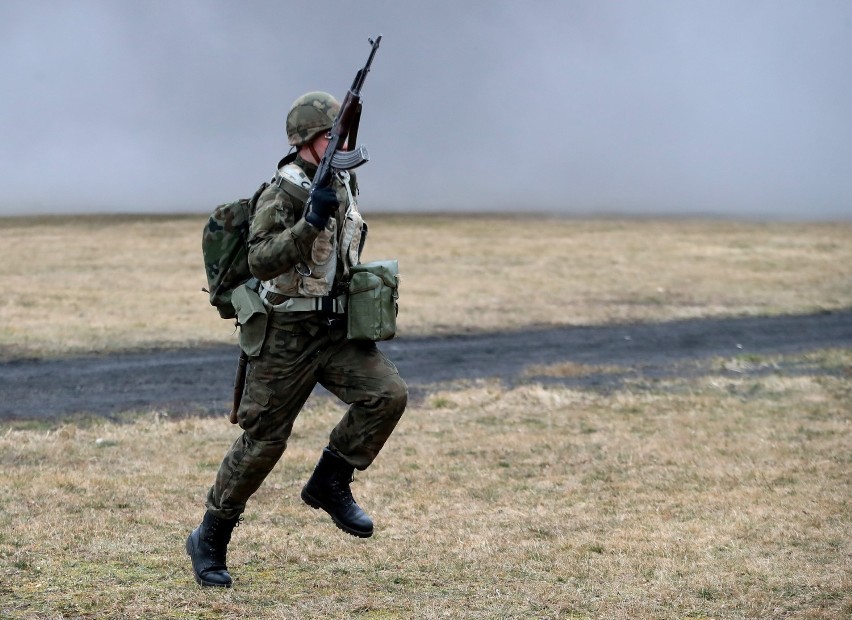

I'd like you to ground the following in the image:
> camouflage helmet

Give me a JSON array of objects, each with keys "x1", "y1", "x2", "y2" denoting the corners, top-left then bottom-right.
[{"x1": 286, "y1": 91, "x2": 340, "y2": 146}]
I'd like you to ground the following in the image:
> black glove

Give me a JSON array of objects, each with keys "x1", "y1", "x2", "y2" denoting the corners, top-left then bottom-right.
[{"x1": 305, "y1": 185, "x2": 339, "y2": 229}]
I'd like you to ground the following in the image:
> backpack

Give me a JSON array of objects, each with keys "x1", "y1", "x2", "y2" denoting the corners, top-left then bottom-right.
[{"x1": 202, "y1": 182, "x2": 268, "y2": 319}]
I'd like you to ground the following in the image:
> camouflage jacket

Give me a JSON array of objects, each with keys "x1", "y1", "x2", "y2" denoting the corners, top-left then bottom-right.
[{"x1": 248, "y1": 155, "x2": 363, "y2": 294}]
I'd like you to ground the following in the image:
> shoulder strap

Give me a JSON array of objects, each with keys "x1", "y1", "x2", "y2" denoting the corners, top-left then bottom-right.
[
  {"x1": 272, "y1": 153, "x2": 310, "y2": 205},
  {"x1": 249, "y1": 181, "x2": 269, "y2": 211}
]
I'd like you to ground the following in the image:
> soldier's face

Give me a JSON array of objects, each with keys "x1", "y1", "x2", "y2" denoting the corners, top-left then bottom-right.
[
  {"x1": 318, "y1": 132, "x2": 349, "y2": 151},
  {"x1": 305, "y1": 132, "x2": 348, "y2": 164}
]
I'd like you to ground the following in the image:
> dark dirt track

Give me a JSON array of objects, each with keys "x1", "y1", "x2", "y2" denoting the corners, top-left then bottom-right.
[{"x1": 0, "y1": 310, "x2": 850, "y2": 421}]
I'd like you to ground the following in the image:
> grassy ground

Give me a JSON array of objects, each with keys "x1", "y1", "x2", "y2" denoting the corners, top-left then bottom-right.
[
  {"x1": 1, "y1": 349, "x2": 849, "y2": 618},
  {"x1": 0, "y1": 215, "x2": 850, "y2": 618},
  {"x1": 1, "y1": 214, "x2": 850, "y2": 357}
]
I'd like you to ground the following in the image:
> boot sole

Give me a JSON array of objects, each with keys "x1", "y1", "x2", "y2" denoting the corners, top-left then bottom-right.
[
  {"x1": 301, "y1": 489, "x2": 374, "y2": 538},
  {"x1": 185, "y1": 533, "x2": 233, "y2": 588}
]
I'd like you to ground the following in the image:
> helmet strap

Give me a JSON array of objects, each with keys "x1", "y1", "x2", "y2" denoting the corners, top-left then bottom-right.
[{"x1": 308, "y1": 142, "x2": 323, "y2": 165}]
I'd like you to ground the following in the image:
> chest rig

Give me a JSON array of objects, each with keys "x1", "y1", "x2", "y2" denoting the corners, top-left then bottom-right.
[{"x1": 261, "y1": 161, "x2": 367, "y2": 302}]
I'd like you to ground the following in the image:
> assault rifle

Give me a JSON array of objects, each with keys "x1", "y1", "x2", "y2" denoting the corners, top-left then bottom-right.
[
  {"x1": 304, "y1": 34, "x2": 382, "y2": 213},
  {"x1": 229, "y1": 35, "x2": 382, "y2": 424}
]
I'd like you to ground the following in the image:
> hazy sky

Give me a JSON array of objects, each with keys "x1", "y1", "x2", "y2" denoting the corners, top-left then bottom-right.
[{"x1": 2, "y1": 0, "x2": 851, "y2": 219}]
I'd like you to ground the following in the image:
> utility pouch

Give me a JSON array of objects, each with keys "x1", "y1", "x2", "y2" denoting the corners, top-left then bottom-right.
[
  {"x1": 231, "y1": 282, "x2": 269, "y2": 357},
  {"x1": 347, "y1": 259, "x2": 399, "y2": 341}
]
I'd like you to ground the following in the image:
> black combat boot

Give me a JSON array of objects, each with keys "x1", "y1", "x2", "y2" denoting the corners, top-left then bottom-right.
[
  {"x1": 301, "y1": 448, "x2": 374, "y2": 538},
  {"x1": 185, "y1": 511, "x2": 240, "y2": 587}
]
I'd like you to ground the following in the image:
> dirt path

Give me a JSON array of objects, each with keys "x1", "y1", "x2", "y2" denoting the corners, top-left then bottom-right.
[{"x1": 1, "y1": 310, "x2": 850, "y2": 421}]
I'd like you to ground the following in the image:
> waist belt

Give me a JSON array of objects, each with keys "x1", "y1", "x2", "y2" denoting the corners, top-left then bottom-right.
[{"x1": 260, "y1": 287, "x2": 346, "y2": 314}]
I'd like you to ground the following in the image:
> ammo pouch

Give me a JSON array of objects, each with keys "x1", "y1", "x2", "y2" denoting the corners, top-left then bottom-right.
[
  {"x1": 347, "y1": 260, "x2": 399, "y2": 341},
  {"x1": 231, "y1": 282, "x2": 269, "y2": 357}
]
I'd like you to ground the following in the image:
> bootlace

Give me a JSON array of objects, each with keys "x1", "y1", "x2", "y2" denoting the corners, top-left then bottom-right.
[
  {"x1": 330, "y1": 471, "x2": 356, "y2": 507},
  {"x1": 205, "y1": 516, "x2": 241, "y2": 545}
]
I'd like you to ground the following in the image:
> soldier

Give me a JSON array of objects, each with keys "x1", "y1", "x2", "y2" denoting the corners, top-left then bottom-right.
[{"x1": 186, "y1": 91, "x2": 408, "y2": 588}]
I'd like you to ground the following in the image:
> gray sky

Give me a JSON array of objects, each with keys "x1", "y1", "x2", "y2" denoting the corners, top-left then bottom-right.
[{"x1": 2, "y1": 0, "x2": 851, "y2": 219}]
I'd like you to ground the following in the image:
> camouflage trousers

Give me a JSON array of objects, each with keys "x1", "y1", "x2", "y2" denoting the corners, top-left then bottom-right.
[{"x1": 206, "y1": 318, "x2": 408, "y2": 520}]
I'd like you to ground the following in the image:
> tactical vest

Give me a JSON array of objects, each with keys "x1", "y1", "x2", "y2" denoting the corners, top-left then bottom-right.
[{"x1": 262, "y1": 162, "x2": 366, "y2": 299}]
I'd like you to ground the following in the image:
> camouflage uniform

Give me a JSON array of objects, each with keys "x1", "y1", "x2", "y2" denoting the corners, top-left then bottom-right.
[
  {"x1": 205, "y1": 155, "x2": 408, "y2": 521},
  {"x1": 188, "y1": 91, "x2": 400, "y2": 588}
]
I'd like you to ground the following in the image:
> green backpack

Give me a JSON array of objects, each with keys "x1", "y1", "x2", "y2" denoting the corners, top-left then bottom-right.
[{"x1": 202, "y1": 183, "x2": 268, "y2": 319}]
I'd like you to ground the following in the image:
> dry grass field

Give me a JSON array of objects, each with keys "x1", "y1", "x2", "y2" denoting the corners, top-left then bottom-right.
[
  {"x1": 1, "y1": 214, "x2": 851, "y2": 618},
  {"x1": 1, "y1": 214, "x2": 850, "y2": 356}
]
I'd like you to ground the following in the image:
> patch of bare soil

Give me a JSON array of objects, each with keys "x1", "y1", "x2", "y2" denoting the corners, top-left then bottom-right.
[{"x1": 0, "y1": 310, "x2": 850, "y2": 421}]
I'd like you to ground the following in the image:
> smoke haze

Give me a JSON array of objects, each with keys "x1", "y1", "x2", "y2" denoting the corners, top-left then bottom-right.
[{"x1": 2, "y1": 0, "x2": 851, "y2": 219}]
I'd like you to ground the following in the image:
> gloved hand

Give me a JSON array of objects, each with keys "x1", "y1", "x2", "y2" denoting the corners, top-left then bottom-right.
[{"x1": 305, "y1": 185, "x2": 339, "y2": 229}]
